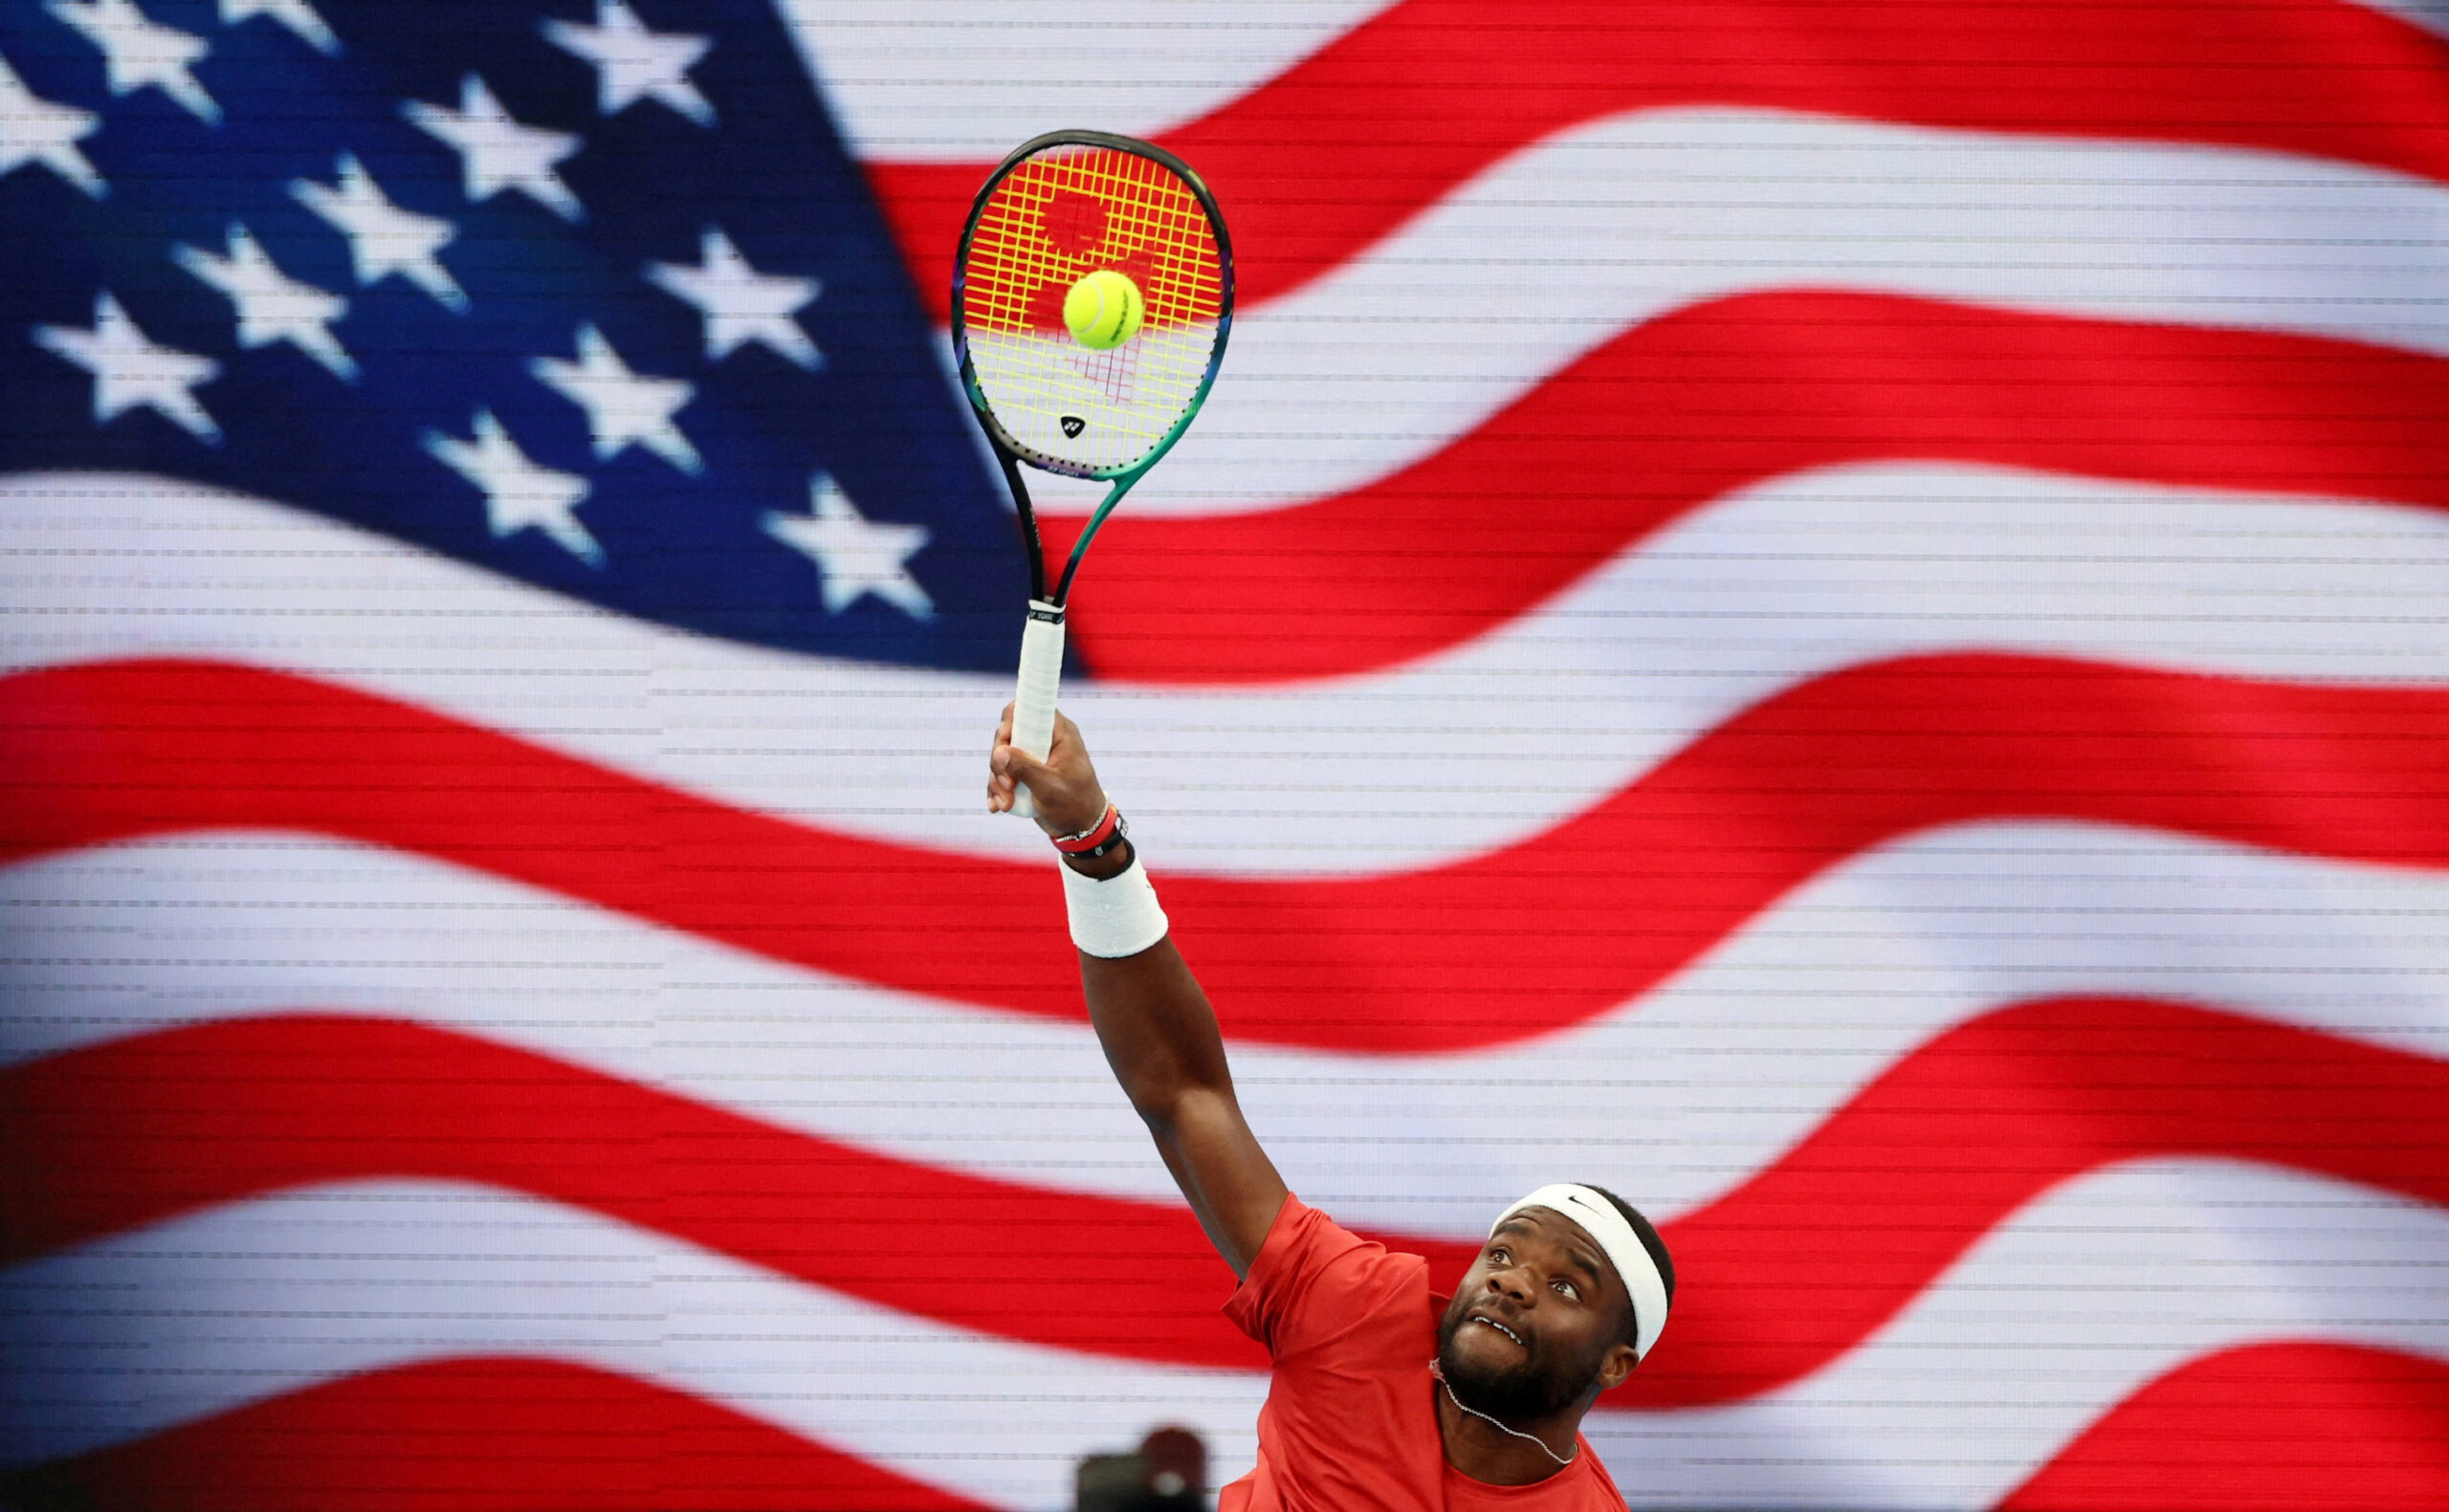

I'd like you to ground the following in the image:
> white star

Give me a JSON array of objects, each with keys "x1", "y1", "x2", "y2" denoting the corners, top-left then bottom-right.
[
  {"x1": 647, "y1": 229, "x2": 819, "y2": 369},
  {"x1": 47, "y1": 0, "x2": 220, "y2": 124},
  {"x1": 542, "y1": 0, "x2": 714, "y2": 126},
  {"x1": 404, "y1": 75, "x2": 584, "y2": 222},
  {"x1": 423, "y1": 409, "x2": 603, "y2": 566},
  {"x1": 33, "y1": 290, "x2": 220, "y2": 443},
  {"x1": 762, "y1": 474, "x2": 932, "y2": 619},
  {"x1": 0, "y1": 55, "x2": 104, "y2": 197},
  {"x1": 529, "y1": 323, "x2": 701, "y2": 473},
  {"x1": 218, "y1": 0, "x2": 339, "y2": 55},
  {"x1": 291, "y1": 153, "x2": 466, "y2": 312},
  {"x1": 173, "y1": 223, "x2": 356, "y2": 381}
]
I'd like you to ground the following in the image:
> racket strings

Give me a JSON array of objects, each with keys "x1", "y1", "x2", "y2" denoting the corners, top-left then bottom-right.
[
  {"x1": 966, "y1": 148, "x2": 1222, "y2": 331},
  {"x1": 960, "y1": 143, "x2": 1224, "y2": 476}
]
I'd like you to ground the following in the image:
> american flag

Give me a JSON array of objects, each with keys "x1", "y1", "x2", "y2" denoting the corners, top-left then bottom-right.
[{"x1": 4, "y1": 0, "x2": 2448, "y2": 1507}]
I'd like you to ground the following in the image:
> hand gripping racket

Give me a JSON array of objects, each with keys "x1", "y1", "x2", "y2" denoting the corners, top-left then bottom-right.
[{"x1": 955, "y1": 130, "x2": 1234, "y2": 818}]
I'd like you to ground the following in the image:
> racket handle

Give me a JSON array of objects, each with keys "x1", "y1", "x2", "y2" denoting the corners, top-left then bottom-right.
[{"x1": 1009, "y1": 599, "x2": 1065, "y2": 822}]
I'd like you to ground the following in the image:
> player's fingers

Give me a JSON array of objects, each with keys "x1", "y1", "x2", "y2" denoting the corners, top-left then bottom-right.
[{"x1": 1048, "y1": 711, "x2": 1088, "y2": 764}]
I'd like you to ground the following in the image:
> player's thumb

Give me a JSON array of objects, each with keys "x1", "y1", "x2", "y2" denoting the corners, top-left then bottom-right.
[{"x1": 996, "y1": 740, "x2": 1052, "y2": 786}]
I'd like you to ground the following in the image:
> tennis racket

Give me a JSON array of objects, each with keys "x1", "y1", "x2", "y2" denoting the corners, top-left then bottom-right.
[{"x1": 955, "y1": 130, "x2": 1234, "y2": 819}]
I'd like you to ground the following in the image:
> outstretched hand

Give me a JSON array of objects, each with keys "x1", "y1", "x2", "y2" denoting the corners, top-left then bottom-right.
[{"x1": 989, "y1": 705, "x2": 1110, "y2": 836}]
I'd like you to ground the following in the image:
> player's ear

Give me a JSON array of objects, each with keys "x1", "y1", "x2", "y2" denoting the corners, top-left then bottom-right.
[{"x1": 1596, "y1": 1340, "x2": 1639, "y2": 1391}]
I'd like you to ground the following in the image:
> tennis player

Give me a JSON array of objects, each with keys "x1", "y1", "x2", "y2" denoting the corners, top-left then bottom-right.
[{"x1": 991, "y1": 709, "x2": 1676, "y2": 1510}]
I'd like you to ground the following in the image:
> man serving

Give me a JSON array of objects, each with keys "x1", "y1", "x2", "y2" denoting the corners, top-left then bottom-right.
[{"x1": 991, "y1": 710, "x2": 1677, "y2": 1510}]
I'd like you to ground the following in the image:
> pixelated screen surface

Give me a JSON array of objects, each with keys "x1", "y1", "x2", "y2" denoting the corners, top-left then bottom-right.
[{"x1": 5, "y1": 0, "x2": 2448, "y2": 1508}]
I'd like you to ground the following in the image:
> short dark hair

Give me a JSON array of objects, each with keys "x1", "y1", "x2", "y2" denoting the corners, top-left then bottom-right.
[{"x1": 1578, "y1": 1184, "x2": 1674, "y2": 1347}]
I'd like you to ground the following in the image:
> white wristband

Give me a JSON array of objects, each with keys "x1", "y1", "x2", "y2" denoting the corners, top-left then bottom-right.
[{"x1": 1061, "y1": 853, "x2": 1170, "y2": 958}]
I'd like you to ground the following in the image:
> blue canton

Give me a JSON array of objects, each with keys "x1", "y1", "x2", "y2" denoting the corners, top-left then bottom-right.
[{"x1": 0, "y1": 0, "x2": 1028, "y2": 670}]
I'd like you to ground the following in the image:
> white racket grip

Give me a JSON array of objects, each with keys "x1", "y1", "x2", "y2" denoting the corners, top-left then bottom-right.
[{"x1": 1008, "y1": 600, "x2": 1065, "y2": 821}]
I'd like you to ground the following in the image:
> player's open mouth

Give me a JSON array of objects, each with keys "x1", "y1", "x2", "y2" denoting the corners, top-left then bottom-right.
[{"x1": 1471, "y1": 1316, "x2": 1526, "y2": 1348}]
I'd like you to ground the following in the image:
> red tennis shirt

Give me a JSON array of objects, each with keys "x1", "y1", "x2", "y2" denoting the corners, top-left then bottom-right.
[{"x1": 1219, "y1": 1194, "x2": 1629, "y2": 1512}]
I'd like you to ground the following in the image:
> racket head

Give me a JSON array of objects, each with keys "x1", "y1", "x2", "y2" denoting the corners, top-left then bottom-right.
[{"x1": 953, "y1": 130, "x2": 1233, "y2": 482}]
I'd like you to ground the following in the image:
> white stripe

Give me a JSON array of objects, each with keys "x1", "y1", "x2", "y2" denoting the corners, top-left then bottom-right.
[
  {"x1": 8, "y1": 823, "x2": 2445, "y2": 1233},
  {"x1": 1004, "y1": 106, "x2": 2449, "y2": 519},
  {"x1": 777, "y1": 0, "x2": 1400, "y2": 161},
  {"x1": 0, "y1": 1178, "x2": 1266, "y2": 1509},
  {"x1": 1589, "y1": 1159, "x2": 2449, "y2": 1508},
  {"x1": 7, "y1": 1163, "x2": 2443, "y2": 1509},
  {"x1": 787, "y1": 2, "x2": 2449, "y2": 163},
  {"x1": 8, "y1": 467, "x2": 2446, "y2": 875}
]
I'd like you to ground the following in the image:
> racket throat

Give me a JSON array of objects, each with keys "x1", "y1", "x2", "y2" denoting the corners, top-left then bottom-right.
[
  {"x1": 1051, "y1": 473, "x2": 1140, "y2": 606},
  {"x1": 997, "y1": 448, "x2": 1048, "y2": 603}
]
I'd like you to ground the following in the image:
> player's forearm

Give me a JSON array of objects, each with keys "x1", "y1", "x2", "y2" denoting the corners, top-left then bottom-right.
[
  {"x1": 1071, "y1": 862, "x2": 1285, "y2": 1277},
  {"x1": 1070, "y1": 848, "x2": 1237, "y2": 1121},
  {"x1": 990, "y1": 712, "x2": 1287, "y2": 1269}
]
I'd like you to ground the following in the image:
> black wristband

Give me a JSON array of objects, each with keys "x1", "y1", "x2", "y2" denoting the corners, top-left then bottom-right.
[{"x1": 1061, "y1": 837, "x2": 1135, "y2": 877}]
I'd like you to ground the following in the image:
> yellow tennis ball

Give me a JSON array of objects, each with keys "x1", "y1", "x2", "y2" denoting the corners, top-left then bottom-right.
[{"x1": 1063, "y1": 269, "x2": 1144, "y2": 350}]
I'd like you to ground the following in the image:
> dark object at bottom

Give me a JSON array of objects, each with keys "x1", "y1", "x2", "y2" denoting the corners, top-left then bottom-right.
[{"x1": 1076, "y1": 1425, "x2": 1208, "y2": 1511}]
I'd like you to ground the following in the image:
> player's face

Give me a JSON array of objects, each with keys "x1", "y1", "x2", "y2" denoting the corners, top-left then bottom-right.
[{"x1": 1436, "y1": 1208, "x2": 1635, "y2": 1424}]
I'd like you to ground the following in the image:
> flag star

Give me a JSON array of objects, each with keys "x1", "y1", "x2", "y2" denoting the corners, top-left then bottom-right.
[
  {"x1": 648, "y1": 230, "x2": 820, "y2": 369},
  {"x1": 33, "y1": 290, "x2": 220, "y2": 443},
  {"x1": 47, "y1": 0, "x2": 220, "y2": 123},
  {"x1": 423, "y1": 409, "x2": 603, "y2": 567},
  {"x1": 542, "y1": 0, "x2": 714, "y2": 126},
  {"x1": 0, "y1": 55, "x2": 105, "y2": 198},
  {"x1": 173, "y1": 224, "x2": 356, "y2": 381},
  {"x1": 404, "y1": 74, "x2": 584, "y2": 222},
  {"x1": 218, "y1": 0, "x2": 339, "y2": 55},
  {"x1": 762, "y1": 474, "x2": 932, "y2": 619},
  {"x1": 529, "y1": 323, "x2": 701, "y2": 473},
  {"x1": 291, "y1": 153, "x2": 467, "y2": 312}
]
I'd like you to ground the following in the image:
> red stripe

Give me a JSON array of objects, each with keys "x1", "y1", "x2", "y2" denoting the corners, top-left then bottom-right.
[
  {"x1": 0, "y1": 1355, "x2": 988, "y2": 1512},
  {"x1": 7, "y1": 655, "x2": 2449, "y2": 1053},
  {"x1": 6, "y1": 1001, "x2": 2444, "y2": 1405},
  {"x1": 1057, "y1": 294, "x2": 2449, "y2": 682},
  {"x1": 0, "y1": 1014, "x2": 1266, "y2": 1369},
  {"x1": 1997, "y1": 1343, "x2": 2449, "y2": 1512},
  {"x1": 1614, "y1": 997, "x2": 2449, "y2": 1407},
  {"x1": 871, "y1": 0, "x2": 2449, "y2": 318},
  {"x1": 16, "y1": 1345, "x2": 2445, "y2": 1512}
]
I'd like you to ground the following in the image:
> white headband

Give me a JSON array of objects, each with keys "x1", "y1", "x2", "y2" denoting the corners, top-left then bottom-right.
[{"x1": 1491, "y1": 1184, "x2": 1670, "y2": 1362}]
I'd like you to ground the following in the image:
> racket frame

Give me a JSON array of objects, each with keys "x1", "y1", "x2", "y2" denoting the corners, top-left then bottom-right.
[
  {"x1": 954, "y1": 129, "x2": 1233, "y2": 820},
  {"x1": 952, "y1": 128, "x2": 1236, "y2": 611}
]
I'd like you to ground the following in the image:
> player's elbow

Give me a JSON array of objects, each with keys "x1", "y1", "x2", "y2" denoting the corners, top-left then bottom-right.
[
  {"x1": 1120, "y1": 1074, "x2": 1201, "y2": 1134},
  {"x1": 1109, "y1": 1040, "x2": 1234, "y2": 1132},
  {"x1": 1129, "y1": 1079, "x2": 1241, "y2": 1147}
]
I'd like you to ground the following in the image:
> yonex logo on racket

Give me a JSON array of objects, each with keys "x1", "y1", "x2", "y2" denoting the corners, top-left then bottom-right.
[{"x1": 1060, "y1": 416, "x2": 1086, "y2": 438}]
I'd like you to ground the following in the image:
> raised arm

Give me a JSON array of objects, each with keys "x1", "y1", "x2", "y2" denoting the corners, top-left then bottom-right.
[{"x1": 991, "y1": 709, "x2": 1289, "y2": 1276}]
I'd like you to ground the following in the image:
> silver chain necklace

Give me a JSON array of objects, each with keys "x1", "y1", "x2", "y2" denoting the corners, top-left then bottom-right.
[{"x1": 1430, "y1": 1363, "x2": 1576, "y2": 1468}]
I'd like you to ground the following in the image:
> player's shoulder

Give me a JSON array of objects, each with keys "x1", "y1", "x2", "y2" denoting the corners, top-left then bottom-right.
[
  {"x1": 1264, "y1": 1195, "x2": 1427, "y2": 1284},
  {"x1": 1226, "y1": 1194, "x2": 1432, "y2": 1355}
]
